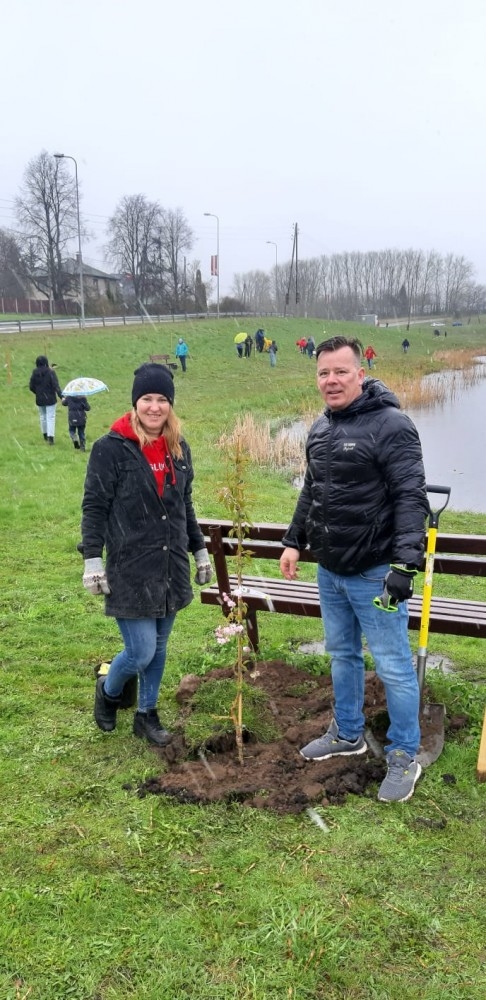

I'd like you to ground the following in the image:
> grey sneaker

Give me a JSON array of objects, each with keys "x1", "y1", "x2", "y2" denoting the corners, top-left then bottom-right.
[
  {"x1": 300, "y1": 718, "x2": 367, "y2": 761},
  {"x1": 378, "y1": 749, "x2": 422, "y2": 802}
]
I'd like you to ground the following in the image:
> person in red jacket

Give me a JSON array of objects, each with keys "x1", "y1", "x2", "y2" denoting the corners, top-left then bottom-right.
[
  {"x1": 364, "y1": 345, "x2": 377, "y2": 369},
  {"x1": 80, "y1": 364, "x2": 212, "y2": 745}
]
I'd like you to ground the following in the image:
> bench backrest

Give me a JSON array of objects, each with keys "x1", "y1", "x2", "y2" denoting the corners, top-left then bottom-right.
[{"x1": 198, "y1": 518, "x2": 486, "y2": 578}]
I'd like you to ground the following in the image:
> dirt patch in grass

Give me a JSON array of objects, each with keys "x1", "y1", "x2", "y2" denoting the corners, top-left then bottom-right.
[{"x1": 137, "y1": 661, "x2": 449, "y2": 814}]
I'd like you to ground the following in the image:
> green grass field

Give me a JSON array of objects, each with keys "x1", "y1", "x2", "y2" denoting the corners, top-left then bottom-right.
[{"x1": 1, "y1": 316, "x2": 486, "y2": 999}]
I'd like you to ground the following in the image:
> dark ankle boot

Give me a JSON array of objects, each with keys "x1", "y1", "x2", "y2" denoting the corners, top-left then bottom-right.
[
  {"x1": 74, "y1": 440, "x2": 80, "y2": 449},
  {"x1": 94, "y1": 678, "x2": 120, "y2": 732},
  {"x1": 43, "y1": 432, "x2": 48, "y2": 440},
  {"x1": 120, "y1": 674, "x2": 138, "y2": 709},
  {"x1": 48, "y1": 436, "x2": 54, "y2": 445},
  {"x1": 133, "y1": 710, "x2": 173, "y2": 746}
]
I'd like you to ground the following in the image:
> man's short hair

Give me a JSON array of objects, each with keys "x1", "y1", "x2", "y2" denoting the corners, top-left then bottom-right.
[{"x1": 315, "y1": 336, "x2": 362, "y2": 363}]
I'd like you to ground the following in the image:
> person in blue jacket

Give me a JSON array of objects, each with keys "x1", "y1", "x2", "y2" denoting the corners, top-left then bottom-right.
[{"x1": 175, "y1": 338, "x2": 189, "y2": 372}]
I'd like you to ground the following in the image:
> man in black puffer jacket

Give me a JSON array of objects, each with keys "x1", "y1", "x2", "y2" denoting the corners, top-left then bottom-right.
[{"x1": 280, "y1": 336, "x2": 429, "y2": 803}]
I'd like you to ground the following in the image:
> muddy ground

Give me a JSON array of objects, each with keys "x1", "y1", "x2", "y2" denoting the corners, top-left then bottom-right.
[{"x1": 137, "y1": 661, "x2": 457, "y2": 814}]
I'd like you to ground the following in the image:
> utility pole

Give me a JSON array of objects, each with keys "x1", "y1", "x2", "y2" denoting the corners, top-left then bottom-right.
[
  {"x1": 295, "y1": 223, "x2": 300, "y2": 310},
  {"x1": 285, "y1": 223, "x2": 299, "y2": 317}
]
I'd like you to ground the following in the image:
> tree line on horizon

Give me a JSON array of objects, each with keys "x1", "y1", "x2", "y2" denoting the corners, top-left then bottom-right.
[
  {"x1": 1, "y1": 150, "x2": 485, "y2": 320},
  {"x1": 232, "y1": 248, "x2": 486, "y2": 321}
]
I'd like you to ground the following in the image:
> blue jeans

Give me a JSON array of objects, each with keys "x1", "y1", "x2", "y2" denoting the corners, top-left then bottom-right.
[
  {"x1": 104, "y1": 615, "x2": 176, "y2": 712},
  {"x1": 317, "y1": 563, "x2": 420, "y2": 756}
]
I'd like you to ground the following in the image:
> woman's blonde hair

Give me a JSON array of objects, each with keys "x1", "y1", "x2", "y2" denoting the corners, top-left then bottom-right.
[{"x1": 131, "y1": 406, "x2": 183, "y2": 458}]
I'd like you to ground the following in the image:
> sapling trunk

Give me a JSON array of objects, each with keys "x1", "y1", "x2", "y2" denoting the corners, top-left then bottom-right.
[{"x1": 218, "y1": 435, "x2": 254, "y2": 764}]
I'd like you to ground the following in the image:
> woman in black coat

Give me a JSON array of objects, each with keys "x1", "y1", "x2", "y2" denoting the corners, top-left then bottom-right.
[
  {"x1": 80, "y1": 364, "x2": 212, "y2": 745},
  {"x1": 29, "y1": 355, "x2": 63, "y2": 444}
]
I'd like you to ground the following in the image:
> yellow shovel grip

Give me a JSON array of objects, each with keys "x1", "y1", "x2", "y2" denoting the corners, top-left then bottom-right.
[{"x1": 418, "y1": 525, "x2": 437, "y2": 647}]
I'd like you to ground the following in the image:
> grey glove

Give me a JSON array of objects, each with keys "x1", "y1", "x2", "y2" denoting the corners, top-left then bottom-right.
[
  {"x1": 194, "y1": 548, "x2": 212, "y2": 585},
  {"x1": 83, "y1": 557, "x2": 111, "y2": 596}
]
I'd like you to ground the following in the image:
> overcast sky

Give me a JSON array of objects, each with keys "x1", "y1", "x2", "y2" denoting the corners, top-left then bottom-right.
[{"x1": 2, "y1": 0, "x2": 485, "y2": 295}]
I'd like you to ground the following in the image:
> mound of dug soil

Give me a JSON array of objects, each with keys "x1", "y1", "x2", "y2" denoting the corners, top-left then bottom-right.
[{"x1": 137, "y1": 661, "x2": 446, "y2": 814}]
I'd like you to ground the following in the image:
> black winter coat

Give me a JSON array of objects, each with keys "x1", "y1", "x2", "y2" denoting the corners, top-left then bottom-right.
[
  {"x1": 29, "y1": 365, "x2": 62, "y2": 405},
  {"x1": 62, "y1": 395, "x2": 90, "y2": 426},
  {"x1": 282, "y1": 379, "x2": 428, "y2": 574},
  {"x1": 80, "y1": 431, "x2": 206, "y2": 618}
]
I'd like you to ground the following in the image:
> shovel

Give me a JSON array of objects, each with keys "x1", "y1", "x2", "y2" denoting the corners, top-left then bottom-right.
[{"x1": 415, "y1": 484, "x2": 451, "y2": 768}]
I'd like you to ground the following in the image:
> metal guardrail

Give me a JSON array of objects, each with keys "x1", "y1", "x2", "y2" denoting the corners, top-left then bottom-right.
[
  {"x1": 0, "y1": 313, "x2": 206, "y2": 334},
  {"x1": 0, "y1": 311, "x2": 273, "y2": 335}
]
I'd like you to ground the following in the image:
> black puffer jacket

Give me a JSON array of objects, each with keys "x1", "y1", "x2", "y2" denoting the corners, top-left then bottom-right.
[
  {"x1": 62, "y1": 395, "x2": 90, "y2": 425},
  {"x1": 282, "y1": 379, "x2": 428, "y2": 574},
  {"x1": 29, "y1": 356, "x2": 62, "y2": 405},
  {"x1": 80, "y1": 431, "x2": 205, "y2": 618}
]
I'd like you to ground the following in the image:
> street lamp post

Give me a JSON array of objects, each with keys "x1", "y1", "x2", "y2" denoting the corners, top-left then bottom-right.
[
  {"x1": 204, "y1": 212, "x2": 220, "y2": 320},
  {"x1": 266, "y1": 241, "x2": 278, "y2": 314},
  {"x1": 53, "y1": 153, "x2": 85, "y2": 328}
]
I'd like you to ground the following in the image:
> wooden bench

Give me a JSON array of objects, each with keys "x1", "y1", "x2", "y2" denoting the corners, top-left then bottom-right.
[
  {"x1": 149, "y1": 354, "x2": 178, "y2": 371},
  {"x1": 198, "y1": 518, "x2": 486, "y2": 650}
]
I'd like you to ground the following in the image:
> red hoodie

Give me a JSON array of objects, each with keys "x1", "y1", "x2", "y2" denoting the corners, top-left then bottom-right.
[{"x1": 111, "y1": 413, "x2": 176, "y2": 496}]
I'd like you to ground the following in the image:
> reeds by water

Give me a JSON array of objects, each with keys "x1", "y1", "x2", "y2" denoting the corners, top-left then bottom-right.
[{"x1": 219, "y1": 354, "x2": 486, "y2": 473}]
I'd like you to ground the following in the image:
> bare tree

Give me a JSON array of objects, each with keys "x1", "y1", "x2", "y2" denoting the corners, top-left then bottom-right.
[
  {"x1": 155, "y1": 208, "x2": 194, "y2": 312},
  {"x1": 232, "y1": 270, "x2": 273, "y2": 312},
  {"x1": 106, "y1": 194, "x2": 162, "y2": 305},
  {"x1": 15, "y1": 150, "x2": 80, "y2": 301},
  {"x1": 0, "y1": 228, "x2": 30, "y2": 296}
]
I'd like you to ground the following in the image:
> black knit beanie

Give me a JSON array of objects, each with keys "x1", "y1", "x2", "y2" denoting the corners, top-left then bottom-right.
[{"x1": 131, "y1": 364, "x2": 175, "y2": 406}]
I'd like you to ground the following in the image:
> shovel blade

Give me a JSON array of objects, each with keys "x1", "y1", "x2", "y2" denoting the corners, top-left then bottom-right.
[{"x1": 416, "y1": 702, "x2": 446, "y2": 767}]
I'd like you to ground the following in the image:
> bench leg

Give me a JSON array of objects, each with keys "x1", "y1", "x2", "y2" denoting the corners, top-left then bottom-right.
[
  {"x1": 477, "y1": 707, "x2": 486, "y2": 782},
  {"x1": 245, "y1": 611, "x2": 259, "y2": 652}
]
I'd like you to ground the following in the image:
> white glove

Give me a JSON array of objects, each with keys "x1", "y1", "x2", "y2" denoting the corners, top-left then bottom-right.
[
  {"x1": 194, "y1": 548, "x2": 212, "y2": 585},
  {"x1": 83, "y1": 557, "x2": 111, "y2": 596}
]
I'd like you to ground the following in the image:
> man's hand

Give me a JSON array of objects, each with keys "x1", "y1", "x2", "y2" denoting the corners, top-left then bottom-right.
[
  {"x1": 194, "y1": 549, "x2": 212, "y2": 585},
  {"x1": 83, "y1": 557, "x2": 111, "y2": 596},
  {"x1": 280, "y1": 547, "x2": 300, "y2": 581},
  {"x1": 384, "y1": 565, "x2": 417, "y2": 603}
]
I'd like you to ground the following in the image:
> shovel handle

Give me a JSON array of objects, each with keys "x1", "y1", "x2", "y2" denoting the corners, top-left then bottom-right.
[{"x1": 426, "y1": 484, "x2": 451, "y2": 528}]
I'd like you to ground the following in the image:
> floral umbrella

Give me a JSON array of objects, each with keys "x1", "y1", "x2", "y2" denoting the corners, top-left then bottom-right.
[{"x1": 62, "y1": 377, "x2": 109, "y2": 397}]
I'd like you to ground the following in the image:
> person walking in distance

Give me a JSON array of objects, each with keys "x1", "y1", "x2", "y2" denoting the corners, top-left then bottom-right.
[
  {"x1": 280, "y1": 336, "x2": 428, "y2": 803},
  {"x1": 80, "y1": 363, "x2": 212, "y2": 745},
  {"x1": 62, "y1": 394, "x2": 90, "y2": 451},
  {"x1": 29, "y1": 355, "x2": 63, "y2": 444},
  {"x1": 364, "y1": 344, "x2": 377, "y2": 369},
  {"x1": 175, "y1": 338, "x2": 189, "y2": 372},
  {"x1": 269, "y1": 340, "x2": 278, "y2": 367}
]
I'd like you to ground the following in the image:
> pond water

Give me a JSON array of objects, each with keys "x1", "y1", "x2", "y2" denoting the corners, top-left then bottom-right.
[
  {"x1": 289, "y1": 361, "x2": 486, "y2": 514},
  {"x1": 406, "y1": 362, "x2": 486, "y2": 513}
]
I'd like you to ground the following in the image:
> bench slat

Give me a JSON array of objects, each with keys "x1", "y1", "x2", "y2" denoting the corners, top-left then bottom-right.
[
  {"x1": 198, "y1": 520, "x2": 486, "y2": 642},
  {"x1": 198, "y1": 518, "x2": 486, "y2": 557},
  {"x1": 200, "y1": 574, "x2": 486, "y2": 638}
]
